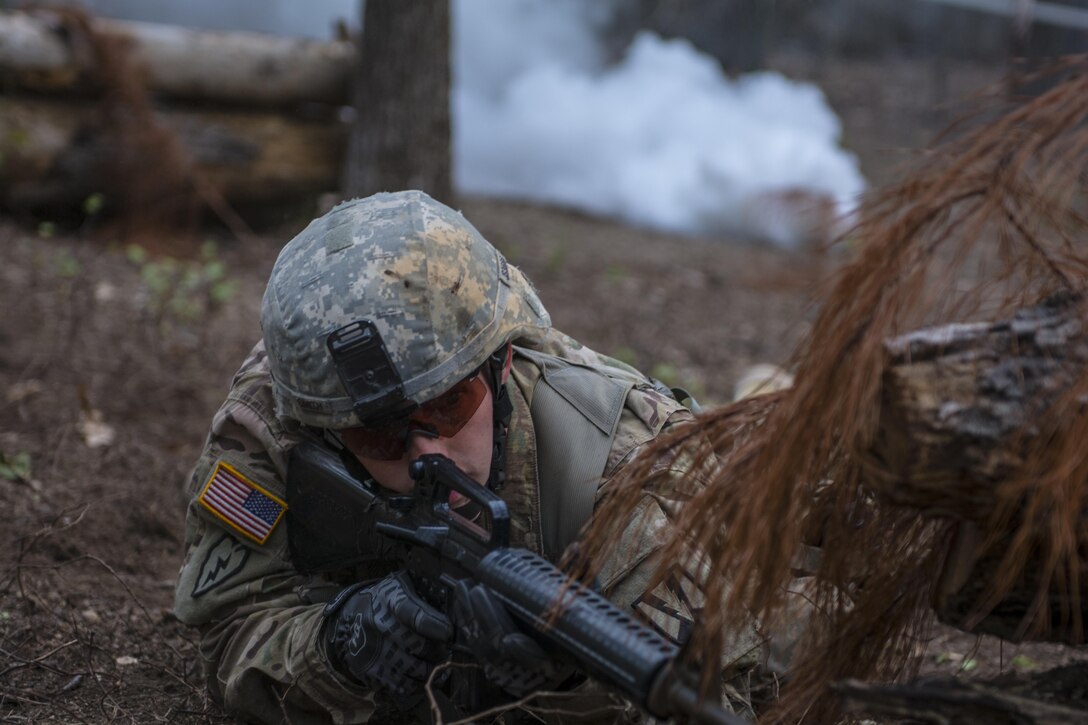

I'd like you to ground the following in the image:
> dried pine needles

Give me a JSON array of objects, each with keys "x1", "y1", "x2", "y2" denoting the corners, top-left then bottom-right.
[{"x1": 581, "y1": 61, "x2": 1088, "y2": 723}]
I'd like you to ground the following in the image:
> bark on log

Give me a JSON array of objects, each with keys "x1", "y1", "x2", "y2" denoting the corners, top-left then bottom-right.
[
  {"x1": 342, "y1": 0, "x2": 452, "y2": 203},
  {"x1": 864, "y1": 293, "x2": 1088, "y2": 644},
  {"x1": 868, "y1": 293, "x2": 1087, "y2": 521},
  {"x1": 0, "y1": 10, "x2": 352, "y2": 106},
  {"x1": 0, "y1": 96, "x2": 346, "y2": 209}
]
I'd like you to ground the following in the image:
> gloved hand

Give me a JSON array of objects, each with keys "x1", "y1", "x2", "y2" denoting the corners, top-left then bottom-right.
[
  {"x1": 324, "y1": 572, "x2": 452, "y2": 699},
  {"x1": 450, "y1": 580, "x2": 561, "y2": 697}
]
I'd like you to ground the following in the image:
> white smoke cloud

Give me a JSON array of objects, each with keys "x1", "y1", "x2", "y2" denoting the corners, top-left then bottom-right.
[{"x1": 453, "y1": 1, "x2": 865, "y2": 247}]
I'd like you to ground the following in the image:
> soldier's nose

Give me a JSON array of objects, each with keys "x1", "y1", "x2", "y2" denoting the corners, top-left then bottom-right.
[{"x1": 406, "y1": 428, "x2": 451, "y2": 459}]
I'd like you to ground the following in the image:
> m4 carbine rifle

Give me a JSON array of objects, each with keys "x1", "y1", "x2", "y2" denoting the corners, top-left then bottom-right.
[{"x1": 287, "y1": 440, "x2": 744, "y2": 725}]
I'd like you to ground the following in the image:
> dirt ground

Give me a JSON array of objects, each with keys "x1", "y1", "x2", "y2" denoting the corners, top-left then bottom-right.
[{"x1": 1, "y1": 190, "x2": 1085, "y2": 724}]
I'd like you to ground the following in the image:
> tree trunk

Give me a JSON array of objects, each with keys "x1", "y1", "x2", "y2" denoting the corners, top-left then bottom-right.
[
  {"x1": 0, "y1": 9, "x2": 352, "y2": 107},
  {"x1": 341, "y1": 0, "x2": 452, "y2": 204}
]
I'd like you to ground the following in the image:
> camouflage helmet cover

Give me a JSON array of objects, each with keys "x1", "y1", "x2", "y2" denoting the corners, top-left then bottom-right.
[{"x1": 261, "y1": 190, "x2": 551, "y2": 429}]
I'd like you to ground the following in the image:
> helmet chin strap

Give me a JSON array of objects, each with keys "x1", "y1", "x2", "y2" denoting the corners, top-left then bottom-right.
[{"x1": 486, "y1": 345, "x2": 513, "y2": 492}]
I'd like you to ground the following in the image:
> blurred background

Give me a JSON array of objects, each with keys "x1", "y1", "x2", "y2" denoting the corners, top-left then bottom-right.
[{"x1": 5, "y1": 0, "x2": 1087, "y2": 247}]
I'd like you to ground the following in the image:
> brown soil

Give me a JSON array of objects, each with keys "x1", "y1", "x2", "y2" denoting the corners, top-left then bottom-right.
[{"x1": 0, "y1": 196, "x2": 1084, "y2": 723}]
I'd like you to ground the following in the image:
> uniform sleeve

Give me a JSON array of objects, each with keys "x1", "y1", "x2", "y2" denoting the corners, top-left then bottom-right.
[
  {"x1": 173, "y1": 347, "x2": 377, "y2": 725},
  {"x1": 592, "y1": 390, "x2": 818, "y2": 718}
]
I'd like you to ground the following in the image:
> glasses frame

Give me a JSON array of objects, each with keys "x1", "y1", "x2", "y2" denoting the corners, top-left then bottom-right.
[{"x1": 334, "y1": 368, "x2": 491, "y2": 461}]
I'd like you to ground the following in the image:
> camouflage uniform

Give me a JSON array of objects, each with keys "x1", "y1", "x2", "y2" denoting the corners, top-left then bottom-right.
[{"x1": 173, "y1": 193, "x2": 785, "y2": 724}]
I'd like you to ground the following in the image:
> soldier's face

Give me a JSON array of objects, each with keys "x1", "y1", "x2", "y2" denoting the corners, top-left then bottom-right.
[
  {"x1": 348, "y1": 384, "x2": 496, "y2": 495},
  {"x1": 342, "y1": 347, "x2": 513, "y2": 496}
]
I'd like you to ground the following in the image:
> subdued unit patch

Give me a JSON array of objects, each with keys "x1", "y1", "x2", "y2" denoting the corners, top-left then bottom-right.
[{"x1": 192, "y1": 534, "x2": 251, "y2": 598}]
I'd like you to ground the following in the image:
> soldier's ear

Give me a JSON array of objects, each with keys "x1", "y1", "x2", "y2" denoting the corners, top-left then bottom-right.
[{"x1": 500, "y1": 343, "x2": 513, "y2": 384}]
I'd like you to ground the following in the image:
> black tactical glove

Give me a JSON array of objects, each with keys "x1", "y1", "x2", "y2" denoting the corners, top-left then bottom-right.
[
  {"x1": 450, "y1": 580, "x2": 561, "y2": 697},
  {"x1": 324, "y1": 572, "x2": 452, "y2": 699}
]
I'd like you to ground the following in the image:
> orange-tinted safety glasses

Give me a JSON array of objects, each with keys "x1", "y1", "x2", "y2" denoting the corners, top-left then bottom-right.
[{"x1": 339, "y1": 372, "x2": 490, "y2": 460}]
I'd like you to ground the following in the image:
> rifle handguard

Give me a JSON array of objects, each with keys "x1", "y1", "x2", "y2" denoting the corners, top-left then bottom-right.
[{"x1": 477, "y1": 548, "x2": 744, "y2": 725}]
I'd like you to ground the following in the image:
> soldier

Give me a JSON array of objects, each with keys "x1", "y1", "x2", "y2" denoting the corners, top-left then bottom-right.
[{"x1": 173, "y1": 191, "x2": 785, "y2": 724}]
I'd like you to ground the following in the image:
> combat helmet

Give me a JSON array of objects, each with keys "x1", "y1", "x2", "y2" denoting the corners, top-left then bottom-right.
[{"x1": 261, "y1": 190, "x2": 551, "y2": 430}]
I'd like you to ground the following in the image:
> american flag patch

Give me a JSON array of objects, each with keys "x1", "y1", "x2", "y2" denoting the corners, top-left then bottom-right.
[{"x1": 198, "y1": 461, "x2": 287, "y2": 544}]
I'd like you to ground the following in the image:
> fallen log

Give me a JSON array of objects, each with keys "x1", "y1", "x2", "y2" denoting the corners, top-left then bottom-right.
[
  {"x1": 0, "y1": 96, "x2": 346, "y2": 209},
  {"x1": 0, "y1": 9, "x2": 352, "y2": 107},
  {"x1": 834, "y1": 665, "x2": 1088, "y2": 725},
  {"x1": 866, "y1": 292, "x2": 1087, "y2": 520},
  {"x1": 863, "y1": 293, "x2": 1088, "y2": 644}
]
